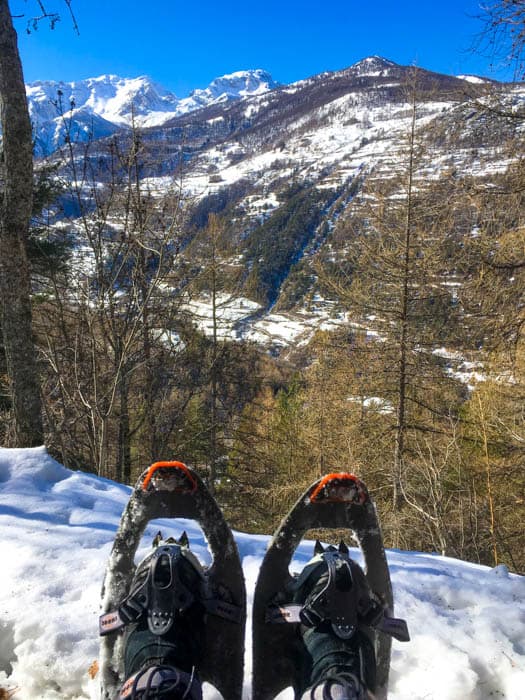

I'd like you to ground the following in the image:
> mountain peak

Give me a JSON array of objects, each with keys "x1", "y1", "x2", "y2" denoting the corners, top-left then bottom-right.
[
  {"x1": 349, "y1": 56, "x2": 398, "y2": 76},
  {"x1": 190, "y1": 69, "x2": 279, "y2": 101},
  {"x1": 25, "y1": 69, "x2": 281, "y2": 156}
]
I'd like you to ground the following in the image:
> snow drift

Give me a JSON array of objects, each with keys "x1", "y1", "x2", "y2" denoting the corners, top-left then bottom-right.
[{"x1": 0, "y1": 447, "x2": 523, "y2": 699}]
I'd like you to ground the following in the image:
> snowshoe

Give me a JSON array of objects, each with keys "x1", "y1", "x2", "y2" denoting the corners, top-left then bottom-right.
[
  {"x1": 99, "y1": 461, "x2": 246, "y2": 700},
  {"x1": 252, "y1": 473, "x2": 409, "y2": 700}
]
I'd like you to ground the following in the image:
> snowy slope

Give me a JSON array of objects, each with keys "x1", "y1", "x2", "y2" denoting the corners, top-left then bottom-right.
[
  {"x1": 159, "y1": 61, "x2": 519, "y2": 226},
  {"x1": 30, "y1": 57, "x2": 524, "y2": 351},
  {"x1": 180, "y1": 293, "x2": 350, "y2": 348},
  {"x1": 26, "y1": 70, "x2": 279, "y2": 155},
  {"x1": 0, "y1": 447, "x2": 524, "y2": 699}
]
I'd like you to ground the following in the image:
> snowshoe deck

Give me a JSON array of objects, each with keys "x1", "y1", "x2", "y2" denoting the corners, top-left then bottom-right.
[
  {"x1": 252, "y1": 473, "x2": 393, "y2": 700},
  {"x1": 99, "y1": 461, "x2": 246, "y2": 700}
]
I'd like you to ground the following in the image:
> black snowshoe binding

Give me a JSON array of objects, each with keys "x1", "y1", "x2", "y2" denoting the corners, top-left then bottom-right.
[
  {"x1": 99, "y1": 461, "x2": 246, "y2": 700},
  {"x1": 292, "y1": 542, "x2": 381, "y2": 699},
  {"x1": 118, "y1": 533, "x2": 205, "y2": 638},
  {"x1": 110, "y1": 534, "x2": 206, "y2": 699},
  {"x1": 295, "y1": 541, "x2": 385, "y2": 639}
]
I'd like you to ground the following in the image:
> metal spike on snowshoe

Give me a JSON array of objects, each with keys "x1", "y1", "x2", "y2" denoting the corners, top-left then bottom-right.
[{"x1": 314, "y1": 539, "x2": 325, "y2": 555}]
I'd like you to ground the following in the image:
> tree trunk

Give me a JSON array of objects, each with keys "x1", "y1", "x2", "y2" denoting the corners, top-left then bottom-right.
[
  {"x1": 117, "y1": 368, "x2": 132, "y2": 484},
  {"x1": 0, "y1": 1, "x2": 44, "y2": 446}
]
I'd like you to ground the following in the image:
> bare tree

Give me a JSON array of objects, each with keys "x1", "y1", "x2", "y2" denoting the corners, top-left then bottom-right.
[
  {"x1": 39, "y1": 117, "x2": 189, "y2": 479},
  {"x1": 477, "y1": 1, "x2": 525, "y2": 79}
]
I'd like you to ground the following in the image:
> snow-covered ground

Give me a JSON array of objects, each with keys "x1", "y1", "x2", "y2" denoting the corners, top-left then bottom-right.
[
  {"x1": 0, "y1": 447, "x2": 524, "y2": 699},
  {"x1": 182, "y1": 292, "x2": 351, "y2": 349}
]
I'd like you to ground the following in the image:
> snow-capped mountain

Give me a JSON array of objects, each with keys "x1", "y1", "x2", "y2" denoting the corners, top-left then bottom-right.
[
  {"x1": 27, "y1": 74, "x2": 180, "y2": 125},
  {"x1": 35, "y1": 56, "x2": 525, "y2": 350},
  {"x1": 178, "y1": 69, "x2": 279, "y2": 113},
  {"x1": 346, "y1": 55, "x2": 399, "y2": 77},
  {"x1": 26, "y1": 69, "x2": 279, "y2": 155}
]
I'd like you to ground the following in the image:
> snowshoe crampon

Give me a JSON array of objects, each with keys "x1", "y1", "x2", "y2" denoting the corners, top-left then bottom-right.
[
  {"x1": 99, "y1": 461, "x2": 246, "y2": 700},
  {"x1": 253, "y1": 473, "x2": 407, "y2": 700}
]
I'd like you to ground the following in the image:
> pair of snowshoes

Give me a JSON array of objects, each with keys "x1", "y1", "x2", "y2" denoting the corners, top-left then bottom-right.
[{"x1": 99, "y1": 463, "x2": 409, "y2": 700}]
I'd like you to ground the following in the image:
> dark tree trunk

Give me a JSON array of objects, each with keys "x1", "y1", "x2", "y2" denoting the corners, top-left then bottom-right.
[
  {"x1": 117, "y1": 368, "x2": 131, "y2": 484},
  {"x1": 0, "y1": 1, "x2": 44, "y2": 446}
]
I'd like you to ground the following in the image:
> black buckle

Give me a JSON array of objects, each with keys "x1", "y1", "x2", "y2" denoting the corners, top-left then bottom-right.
[{"x1": 300, "y1": 551, "x2": 359, "y2": 639}]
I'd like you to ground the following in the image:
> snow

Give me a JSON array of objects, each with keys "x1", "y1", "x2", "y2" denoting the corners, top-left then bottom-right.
[
  {"x1": 432, "y1": 348, "x2": 487, "y2": 388},
  {"x1": 182, "y1": 88, "x2": 483, "y2": 202},
  {"x1": 26, "y1": 70, "x2": 279, "y2": 155},
  {"x1": 0, "y1": 447, "x2": 524, "y2": 699},
  {"x1": 182, "y1": 294, "x2": 262, "y2": 340},
  {"x1": 188, "y1": 70, "x2": 279, "y2": 102},
  {"x1": 182, "y1": 293, "x2": 353, "y2": 349},
  {"x1": 457, "y1": 75, "x2": 491, "y2": 85},
  {"x1": 346, "y1": 396, "x2": 395, "y2": 415}
]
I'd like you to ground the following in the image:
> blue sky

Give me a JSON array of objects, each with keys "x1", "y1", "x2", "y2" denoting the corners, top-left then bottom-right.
[{"x1": 15, "y1": 0, "x2": 516, "y2": 95}]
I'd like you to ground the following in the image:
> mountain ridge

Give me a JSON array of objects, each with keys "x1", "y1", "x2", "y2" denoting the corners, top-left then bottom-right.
[
  {"x1": 26, "y1": 69, "x2": 281, "y2": 155},
  {"x1": 34, "y1": 56, "x2": 524, "y2": 346},
  {"x1": 27, "y1": 57, "x2": 502, "y2": 156}
]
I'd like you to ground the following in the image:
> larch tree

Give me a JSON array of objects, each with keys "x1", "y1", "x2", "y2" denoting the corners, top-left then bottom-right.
[
  {"x1": 458, "y1": 160, "x2": 525, "y2": 572},
  {"x1": 317, "y1": 75, "x2": 468, "y2": 546},
  {"x1": 182, "y1": 213, "x2": 264, "y2": 495},
  {"x1": 461, "y1": 1, "x2": 525, "y2": 570}
]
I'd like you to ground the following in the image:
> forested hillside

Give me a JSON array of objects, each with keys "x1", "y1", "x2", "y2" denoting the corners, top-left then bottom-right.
[{"x1": 1, "y1": 48, "x2": 525, "y2": 572}]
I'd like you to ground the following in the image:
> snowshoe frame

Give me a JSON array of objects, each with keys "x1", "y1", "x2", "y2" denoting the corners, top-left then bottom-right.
[
  {"x1": 100, "y1": 461, "x2": 246, "y2": 700},
  {"x1": 252, "y1": 473, "x2": 393, "y2": 700}
]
